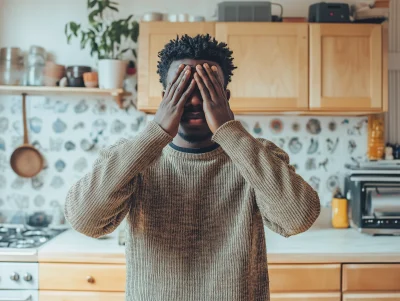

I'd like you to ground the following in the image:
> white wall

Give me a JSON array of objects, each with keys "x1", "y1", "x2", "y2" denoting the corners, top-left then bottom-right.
[
  {"x1": 0, "y1": 0, "x2": 369, "y2": 67},
  {"x1": 0, "y1": 0, "x2": 373, "y2": 216}
]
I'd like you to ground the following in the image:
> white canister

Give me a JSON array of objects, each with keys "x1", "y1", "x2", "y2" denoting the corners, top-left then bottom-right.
[{"x1": 98, "y1": 59, "x2": 127, "y2": 89}]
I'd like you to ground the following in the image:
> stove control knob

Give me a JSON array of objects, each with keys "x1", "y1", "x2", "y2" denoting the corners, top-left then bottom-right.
[
  {"x1": 23, "y1": 273, "x2": 32, "y2": 282},
  {"x1": 10, "y1": 272, "x2": 20, "y2": 281}
]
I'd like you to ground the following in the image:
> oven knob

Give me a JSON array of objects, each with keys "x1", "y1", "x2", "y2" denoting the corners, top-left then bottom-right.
[
  {"x1": 23, "y1": 273, "x2": 32, "y2": 282},
  {"x1": 10, "y1": 272, "x2": 20, "y2": 281}
]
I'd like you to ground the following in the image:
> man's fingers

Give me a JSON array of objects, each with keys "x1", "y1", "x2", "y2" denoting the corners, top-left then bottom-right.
[
  {"x1": 211, "y1": 66, "x2": 224, "y2": 89},
  {"x1": 196, "y1": 65, "x2": 217, "y2": 101},
  {"x1": 171, "y1": 68, "x2": 191, "y2": 104},
  {"x1": 166, "y1": 65, "x2": 188, "y2": 98},
  {"x1": 194, "y1": 73, "x2": 212, "y2": 103},
  {"x1": 177, "y1": 79, "x2": 196, "y2": 109},
  {"x1": 203, "y1": 63, "x2": 224, "y2": 96}
]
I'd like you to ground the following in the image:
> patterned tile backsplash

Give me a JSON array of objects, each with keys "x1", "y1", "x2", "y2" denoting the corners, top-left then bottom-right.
[{"x1": 0, "y1": 95, "x2": 368, "y2": 219}]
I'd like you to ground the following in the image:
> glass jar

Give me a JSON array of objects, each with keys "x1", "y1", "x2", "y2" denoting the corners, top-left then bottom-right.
[
  {"x1": 0, "y1": 47, "x2": 24, "y2": 85},
  {"x1": 24, "y1": 46, "x2": 46, "y2": 86},
  {"x1": 0, "y1": 59, "x2": 24, "y2": 85}
]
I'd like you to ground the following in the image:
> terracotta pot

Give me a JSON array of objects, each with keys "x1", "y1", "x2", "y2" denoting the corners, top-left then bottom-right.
[
  {"x1": 44, "y1": 62, "x2": 65, "y2": 78},
  {"x1": 83, "y1": 71, "x2": 98, "y2": 88},
  {"x1": 43, "y1": 62, "x2": 65, "y2": 86}
]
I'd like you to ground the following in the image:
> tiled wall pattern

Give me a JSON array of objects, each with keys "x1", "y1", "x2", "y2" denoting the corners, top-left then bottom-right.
[{"x1": 0, "y1": 95, "x2": 368, "y2": 219}]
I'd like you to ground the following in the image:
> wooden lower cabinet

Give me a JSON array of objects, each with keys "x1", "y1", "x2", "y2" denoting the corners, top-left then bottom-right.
[
  {"x1": 39, "y1": 263, "x2": 126, "y2": 292},
  {"x1": 39, "y1": 291, "x2": 125, "y2": 301},
  {"x1": 270, "y1": 292, "x2": 341, "y2": 301},
  {"x1": 343, "y1": 264, "x2": 400, "y2": 292},
  {"x1": 269, "y1": 264, "x2": 341, "y2": 292},
  {"x1": 343, "y1": 293, "x2": 400, "y2": 301}
]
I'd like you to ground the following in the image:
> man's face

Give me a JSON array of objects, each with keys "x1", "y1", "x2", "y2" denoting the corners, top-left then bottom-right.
[{"x1": 164, "y1": 59, "x2": 227, "y2": 143}]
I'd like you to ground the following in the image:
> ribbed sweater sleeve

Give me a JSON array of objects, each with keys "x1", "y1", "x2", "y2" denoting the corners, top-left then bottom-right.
[
  {"x1": 64, "y1": 121, "x2": 173, "y2": 238},
  {"x1": 212, "y1": 120, "x2": 321, "y2": 237}
]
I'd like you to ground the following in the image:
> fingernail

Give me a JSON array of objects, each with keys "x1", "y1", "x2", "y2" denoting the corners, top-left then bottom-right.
[
  {"x1": 179, "y1": 64, "x2": 184, "y2": 68},
  {"x1": 196, "y1": 65, "x2": 202, "y2": 70},
  {"x1": 185, "y1": 70, "x2": 190, "y2": 75},
  {"x1": 204, "y1": 63, "x2": 209, "y2": 68},
  {"x1": 212, "y1": 66, "x2": 217, "y2": 71}
]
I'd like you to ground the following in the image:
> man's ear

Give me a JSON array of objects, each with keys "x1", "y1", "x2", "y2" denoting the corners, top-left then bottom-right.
[{"x1": 225, "y1": 89, "x2": 231, "y2": 101}]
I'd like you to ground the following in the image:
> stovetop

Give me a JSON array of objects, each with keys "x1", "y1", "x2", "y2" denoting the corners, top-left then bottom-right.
[{"x1": 0, "y1": 226, "x2": 66, "y2": 249}]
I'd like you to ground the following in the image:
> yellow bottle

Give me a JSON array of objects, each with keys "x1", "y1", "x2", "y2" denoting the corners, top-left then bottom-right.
[{"x1": 331, "y1": 189, "x2": 349, "y2": 229}]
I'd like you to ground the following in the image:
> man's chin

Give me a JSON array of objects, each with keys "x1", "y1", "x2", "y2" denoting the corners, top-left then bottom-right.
[{"x1": 178, "y1": 123, "x2": 213, "y2": 143}]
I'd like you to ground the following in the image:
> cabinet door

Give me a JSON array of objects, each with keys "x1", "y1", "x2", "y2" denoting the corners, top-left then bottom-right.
[
  {"x1": 39, "y1": 291, "x2": 125, "y2": 301},
  {"x1": 343, "y1": 293, "x2": 400, "y2": 301},
  {"x1": 343, "y1": 264, "x2": 400, "y2": 292},
  {"x1": 138, "y1": 22, "x2": 215, "y2": 113},
  {"x1": 39, "y1": 263, "x2": 126, "y2": 291},
  {"x1": 269, "y1": 264, "x2": 341, "y2": 292},
  {"x1": 215, "y1": 23, "x2": 309, "y2": 113},
  {"x1": 310, "y1": 24, "x2": 382, "y2": 111},
  {"x1": 271, "y1": 293, "x2": 341, "y2": 301}
]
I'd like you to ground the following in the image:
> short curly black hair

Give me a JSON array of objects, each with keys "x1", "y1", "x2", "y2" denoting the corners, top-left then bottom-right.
[{"x1": 157, "y1": 34, "x2": 236, "y2": 88}]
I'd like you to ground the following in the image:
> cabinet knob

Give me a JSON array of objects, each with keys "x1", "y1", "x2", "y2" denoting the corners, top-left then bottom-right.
[
  {"x1": 86, "y1": 275, "x2": 95, "y2": 284},
  {"x1": 23, "y1": 273, "x2": 32, "y2": 282},
  {"x1": 10, "y1": 272, "x2": 20, "y2": 281}
]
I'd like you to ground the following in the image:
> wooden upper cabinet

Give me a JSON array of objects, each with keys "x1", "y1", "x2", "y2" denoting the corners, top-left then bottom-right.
[
  {"x1": 138, "y1": 22, "x2": 215, "y2": 113},
  {"x1": 215, "y1": 23, "x2": 309, "y2": 113},
  {"x1": 309, "y1": 24, "x2": 382, "y2": 111}
]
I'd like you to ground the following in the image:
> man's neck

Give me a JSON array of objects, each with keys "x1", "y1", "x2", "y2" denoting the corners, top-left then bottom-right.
[{"x1": 172, "y1": 135, "x2": 216, "y2": 149}]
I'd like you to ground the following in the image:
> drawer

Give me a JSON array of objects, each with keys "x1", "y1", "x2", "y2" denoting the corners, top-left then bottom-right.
[
  {"x1": 343, "y1": 264, "x2": 400, "y2": 292},
  {"x1": 39, "y1": 263, "x2": 126, "y2": 292},
  {"x1": 270, "y1": 292, "x2": 341, "y2": 301},
  {"x1": 269, "y1": 264, "x2": 341, "y2": 292},
  {"x1": 39, "y1": 291, "x2": 125, "y2": 301},
  {"x1": 343, "y1": 293, "x2": 400, "y2": 301}
]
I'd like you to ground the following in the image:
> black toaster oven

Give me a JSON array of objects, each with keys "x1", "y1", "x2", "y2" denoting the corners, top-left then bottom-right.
[{"x1": 345, "y1": 170, "x2": 400, "y2": 235}]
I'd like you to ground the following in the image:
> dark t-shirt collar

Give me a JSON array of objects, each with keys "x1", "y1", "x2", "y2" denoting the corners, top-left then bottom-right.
[{"x1": 168, "y1": 142, "x2": 220, "y2": 154}]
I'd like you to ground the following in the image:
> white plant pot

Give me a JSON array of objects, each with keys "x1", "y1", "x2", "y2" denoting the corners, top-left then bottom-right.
[{"x1": 98, "y1": 59, "x2": 127, "y2": 89}]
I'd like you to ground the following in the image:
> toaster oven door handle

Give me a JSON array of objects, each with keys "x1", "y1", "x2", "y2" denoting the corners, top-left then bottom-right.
[{"x1": 350, "y1": 176, "x2": 400, "y2": 182}]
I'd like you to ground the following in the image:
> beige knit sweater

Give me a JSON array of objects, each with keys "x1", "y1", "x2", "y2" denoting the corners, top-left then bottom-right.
[{"x1": 65, "y1": 120, "x2": 321, "y2": 301}]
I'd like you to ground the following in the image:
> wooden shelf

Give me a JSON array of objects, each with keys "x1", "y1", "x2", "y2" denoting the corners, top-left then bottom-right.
[{"x1": 0, "y1": 86, "x2": 131, "y2": 108}]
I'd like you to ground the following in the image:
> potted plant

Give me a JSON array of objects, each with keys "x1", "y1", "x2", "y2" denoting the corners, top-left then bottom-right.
[{"x1": 65, "y1": 0, "x2": 139, "y2": 89}]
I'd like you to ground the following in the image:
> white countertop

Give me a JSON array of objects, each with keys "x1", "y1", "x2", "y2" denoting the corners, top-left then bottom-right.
[{"x1": 2, "y1": 209, "x2": 399, "y2": 264}]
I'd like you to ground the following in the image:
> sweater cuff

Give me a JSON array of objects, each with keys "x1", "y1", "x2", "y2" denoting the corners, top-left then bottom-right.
[
  {"x1": 212, "y1": 120, "x2": 250, "y2": 147},
  {"x1": 137, "y1": 120, "x2": 174, "y2": 148}
]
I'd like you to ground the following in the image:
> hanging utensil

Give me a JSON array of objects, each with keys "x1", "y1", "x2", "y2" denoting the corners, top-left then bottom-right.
[{"x1": 10, "y1": 93, "x2": 44, "y2": 178}]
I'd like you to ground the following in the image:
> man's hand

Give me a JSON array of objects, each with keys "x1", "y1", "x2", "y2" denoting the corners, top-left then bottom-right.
[
  {"x1": 154, "y1": 65, "x2": 196, "y2": 136},
  {"x1": 194, "y1": 63, "x2": 234, "y2": 133}
]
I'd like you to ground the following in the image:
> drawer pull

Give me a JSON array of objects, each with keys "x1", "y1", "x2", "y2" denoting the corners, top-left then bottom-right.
[{"x1": 86, "y1": 275, "x2": 95, "y2": 284}]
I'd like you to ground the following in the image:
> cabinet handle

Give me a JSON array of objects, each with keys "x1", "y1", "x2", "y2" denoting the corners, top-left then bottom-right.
[
  {"x1": 86, "y1": 275, "x2": 95, "y2": 283},
  {"x1": 0, "y1": 297, "x2": 31, "y2": 301}
]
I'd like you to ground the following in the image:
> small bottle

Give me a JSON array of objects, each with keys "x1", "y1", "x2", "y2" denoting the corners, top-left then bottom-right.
[
  {"x1": 368, "y1": 114, "x2": 385, "y2": 160},
  {"x1": 331, "y1": 188, "x2": 349, "y2": 229}
]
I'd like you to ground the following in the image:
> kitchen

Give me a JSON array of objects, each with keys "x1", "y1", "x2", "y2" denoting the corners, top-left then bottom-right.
[{"x1": 0, "y1": 0, "x2": 399, "y2": 300}]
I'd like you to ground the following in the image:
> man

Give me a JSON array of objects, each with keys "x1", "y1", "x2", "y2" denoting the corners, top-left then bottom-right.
[{"x1": 65, "y1": 34, "x2": 320, "y2": 301}]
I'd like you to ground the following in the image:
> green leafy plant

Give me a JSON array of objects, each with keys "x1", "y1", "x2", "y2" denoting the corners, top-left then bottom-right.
[{"x1": 65, "y1": 0, "x2": 139, "y2": 61}]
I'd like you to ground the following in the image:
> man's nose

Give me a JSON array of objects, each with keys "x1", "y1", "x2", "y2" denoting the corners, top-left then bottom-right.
[{"x1": 185, "y1": 91, "x2": 203, "y2": 107}]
